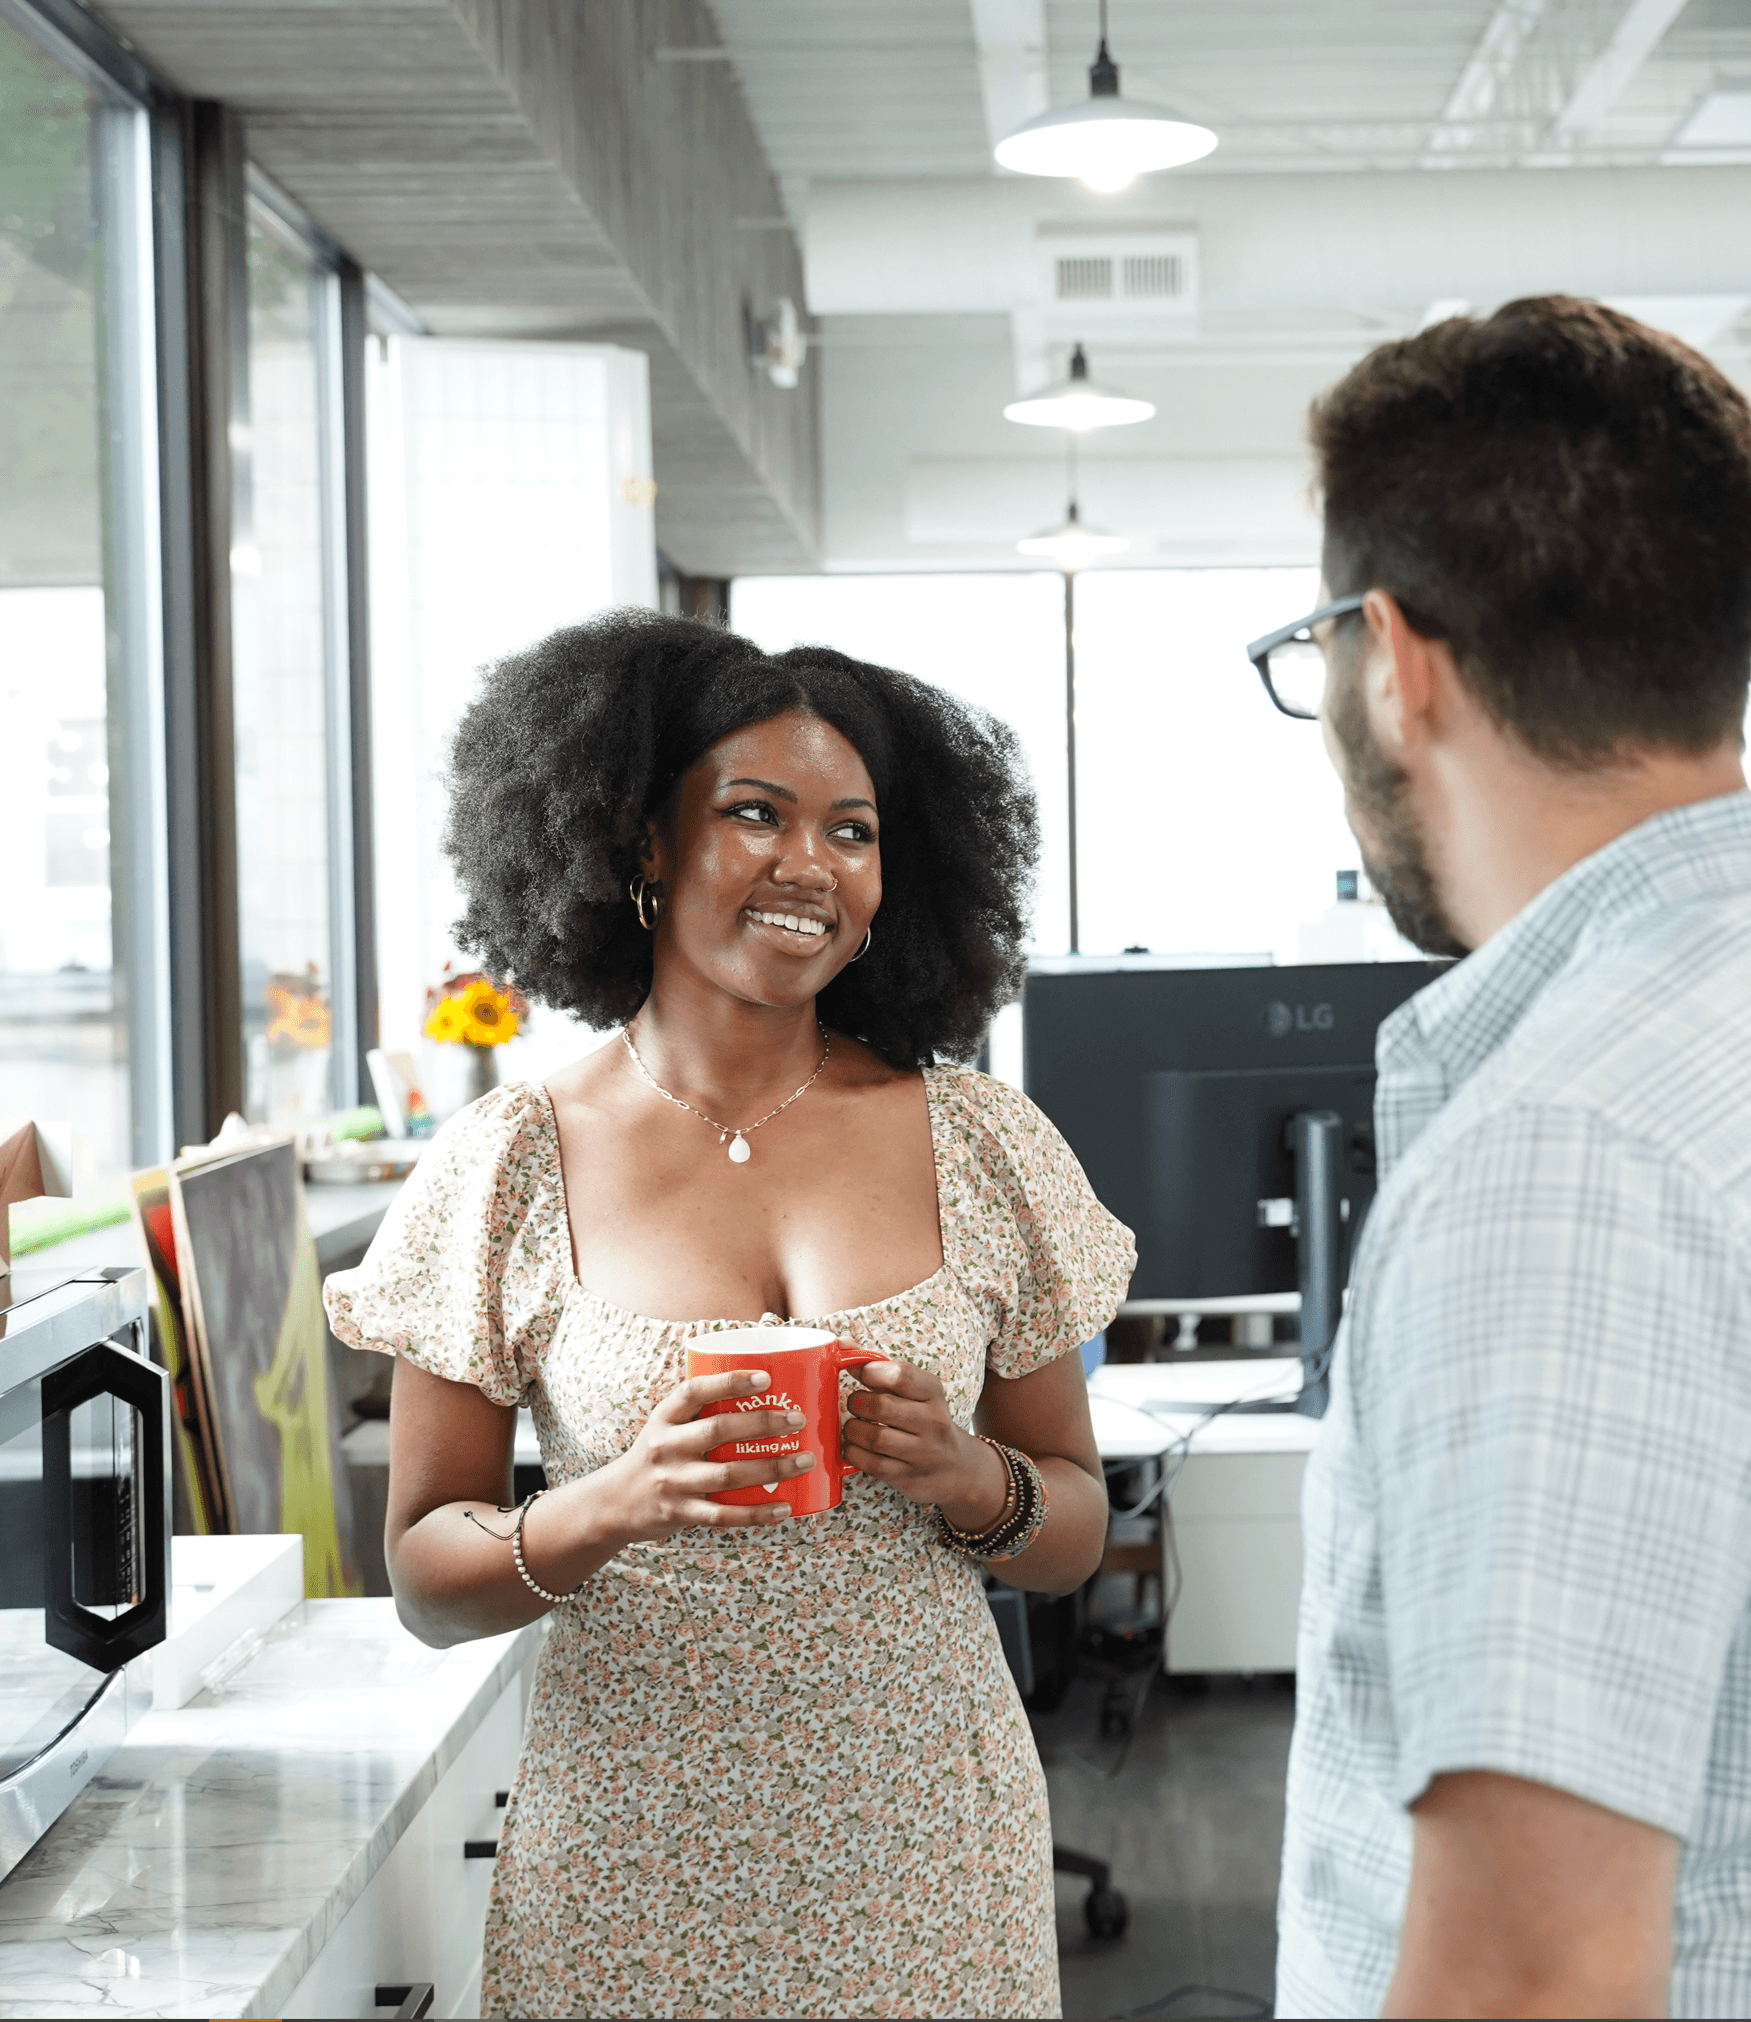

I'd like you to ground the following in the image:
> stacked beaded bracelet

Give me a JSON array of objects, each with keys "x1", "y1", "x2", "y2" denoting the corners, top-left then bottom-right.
[
  {"x1": 512, "y1": 1488, "x2": 579, "y2": 1605},
  {"x1": 935, "y1": 1436, "x2": 1049, "y2": 1563}
]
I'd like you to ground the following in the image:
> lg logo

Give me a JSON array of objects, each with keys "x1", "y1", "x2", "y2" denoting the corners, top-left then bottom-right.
[{"x1": 1265, "y1": 1000, "x2": 1334, "y2": 1037}]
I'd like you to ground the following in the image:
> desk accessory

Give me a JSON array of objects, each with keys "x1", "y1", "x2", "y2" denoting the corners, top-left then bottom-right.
[{"x1": 0, "y1": 1120, "x2": 71, "y2": 1277}]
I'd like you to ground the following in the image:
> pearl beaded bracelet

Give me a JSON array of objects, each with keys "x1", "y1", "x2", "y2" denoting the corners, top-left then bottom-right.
[{"x1": 512, "y1": 1488, "x2": 578, "y2": 1605}]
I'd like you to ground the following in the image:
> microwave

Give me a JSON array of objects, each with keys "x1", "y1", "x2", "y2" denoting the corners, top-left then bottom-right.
[{"x1": 0, "y1": 1265, "x2": 170, "y2": 1886}]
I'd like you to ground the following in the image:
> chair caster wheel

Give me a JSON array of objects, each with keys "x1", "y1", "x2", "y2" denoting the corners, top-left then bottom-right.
[{"x1": 1084, "y1": 1885, "x2": 1129, "y2": 1939}]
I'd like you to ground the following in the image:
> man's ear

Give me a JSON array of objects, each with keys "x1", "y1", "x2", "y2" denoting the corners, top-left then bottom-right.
[{"x1": 1362, "y1": 589, "x2": 1439, "y2": 755}]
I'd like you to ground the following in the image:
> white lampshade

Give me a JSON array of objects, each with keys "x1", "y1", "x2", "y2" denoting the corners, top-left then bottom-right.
[
  {"x1": 1017, "y1": 503, "x2": 1129, "y2": 567},
  {"x1": 993, "y1": 23, "x2": 1216, "y2": 193},
  {"x1": 1004, "y1": 344, "x2": 1154, "y2": 432},
  {"x1": 995, "y1": 96, "x2": 1217, "y2": 191}
]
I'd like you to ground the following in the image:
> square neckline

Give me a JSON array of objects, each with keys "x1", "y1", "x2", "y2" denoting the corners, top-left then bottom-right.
[{"x1": 527, "y1": 1064, "x2": 955, "y2": 1333}]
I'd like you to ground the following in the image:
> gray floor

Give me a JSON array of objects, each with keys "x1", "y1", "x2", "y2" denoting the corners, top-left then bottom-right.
[{"x1": 1037, "y1": 1671, "x2": 1295, "y2": 2021}]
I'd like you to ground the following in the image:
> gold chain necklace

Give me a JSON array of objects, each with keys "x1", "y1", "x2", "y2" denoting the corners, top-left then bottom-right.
[{"x1": 620, "y1": 1026, "x2": 831, "y2": 1164}]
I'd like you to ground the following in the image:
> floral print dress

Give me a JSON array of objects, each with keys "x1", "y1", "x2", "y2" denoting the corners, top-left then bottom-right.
[{"x1": 324, "y1": 1065, "x2": 1135, "y2": 2021}]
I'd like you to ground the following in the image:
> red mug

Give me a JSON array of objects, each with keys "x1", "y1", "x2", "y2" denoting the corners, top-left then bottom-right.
[{"x1": 687, "y1": 1326, "x2": 886, "y2": 1514}]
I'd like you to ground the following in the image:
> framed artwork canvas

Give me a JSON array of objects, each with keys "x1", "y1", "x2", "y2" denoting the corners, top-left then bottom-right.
[
  {"x1": 130, "y1": 1166, "x2": 223, "y2": 1535},
  {"x1": 168, "y1": 1139, "x2": 361, "y2": 1597}
]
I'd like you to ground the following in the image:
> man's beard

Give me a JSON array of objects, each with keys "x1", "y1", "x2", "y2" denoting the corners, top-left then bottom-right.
[{"x1": 1327, "y1": 646, "x2": 1470, "y2": 959}]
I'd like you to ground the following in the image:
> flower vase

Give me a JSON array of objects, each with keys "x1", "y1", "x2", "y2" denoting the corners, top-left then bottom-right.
[{"x1": 464, "y1": 1042, "x2": 498, "y2": 1105}]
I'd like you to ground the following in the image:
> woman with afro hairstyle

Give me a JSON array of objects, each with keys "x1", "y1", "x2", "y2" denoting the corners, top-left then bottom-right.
[{"x1": 326, "y1": 610, "x2": 1134, "y2": 2020}]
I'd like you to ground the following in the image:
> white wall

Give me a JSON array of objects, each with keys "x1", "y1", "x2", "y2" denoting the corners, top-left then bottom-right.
[{"x1": 366, "y1": 338, "x2": 658, "y2": 1106}]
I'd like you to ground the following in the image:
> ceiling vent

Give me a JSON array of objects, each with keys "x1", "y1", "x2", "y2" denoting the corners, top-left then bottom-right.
[
  {"x1": 1055, "y1": 255, "x2": 1114, "y2": 300},
  {"x1": 1038, "y1": 223, "x2": 1198, "y2": 337},
  {"x1": 1123, "y1": 252, "x2": 1185, "y2": 300}
]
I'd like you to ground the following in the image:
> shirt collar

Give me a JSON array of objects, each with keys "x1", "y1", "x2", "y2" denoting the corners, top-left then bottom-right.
[{"x1": 1377, "y1": 788, "x2": 1751, "y2": 1116}]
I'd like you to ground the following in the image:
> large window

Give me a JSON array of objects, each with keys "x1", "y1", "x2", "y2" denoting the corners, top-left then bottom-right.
[
  {"x1": 0, "y1": 10, "x2": 165, "y2": 1193},
  {"x1": 732, "y1": 568, "x2": 1381, "y2": 964},
  {"x1": 233, "y1": 184, "x2": 355, "y2": 1127}
]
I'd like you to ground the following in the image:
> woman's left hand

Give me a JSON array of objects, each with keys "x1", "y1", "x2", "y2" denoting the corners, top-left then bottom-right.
[{"x1": 843, "y1": 1358, "x2": 1011, "y2": 1533}]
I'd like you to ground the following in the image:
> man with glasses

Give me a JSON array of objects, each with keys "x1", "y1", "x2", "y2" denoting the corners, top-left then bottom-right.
[{"x1": 1263, "y1": 297, "x2": 1751, "y2": 2017}]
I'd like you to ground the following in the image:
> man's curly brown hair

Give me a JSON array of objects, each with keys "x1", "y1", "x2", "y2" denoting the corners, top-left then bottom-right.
[{"x1": 442, "y1": 610, "x2": 1039, "y2": 1070}]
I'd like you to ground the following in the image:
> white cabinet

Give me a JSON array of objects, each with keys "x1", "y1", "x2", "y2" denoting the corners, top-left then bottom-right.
[
  {"x1": 1166, "y1": 1449, "x2": 1307, "y2": 1673},
  {"x1": 285, "y1": 1656, "x2": 534, "y2": 2020}
]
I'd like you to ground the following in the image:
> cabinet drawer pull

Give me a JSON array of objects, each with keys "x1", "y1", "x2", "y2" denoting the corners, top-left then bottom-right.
[
  {"x1": 375, "y1": 1983, "x2": 435, "y2": 2019},
  {"x1": 464, "y1": 1838, "x2": 500, "y2": 1859},
  {"x1": 494, "y1": 1789, "x2": 509, "y2": 1807}
]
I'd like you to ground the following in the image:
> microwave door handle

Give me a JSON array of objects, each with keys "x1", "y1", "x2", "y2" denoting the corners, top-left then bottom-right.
[{"x1": 43, "y1": 1342, "x2": 171, "y2": 1673}]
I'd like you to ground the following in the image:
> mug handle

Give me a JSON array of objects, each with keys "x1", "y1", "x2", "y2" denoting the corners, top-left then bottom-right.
[{"x1": 833, "y1": 1342, "x2": 888, "y2": 1476}]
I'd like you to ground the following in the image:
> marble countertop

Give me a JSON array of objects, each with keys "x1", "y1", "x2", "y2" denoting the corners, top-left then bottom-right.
[{"x1": 0, "y1": 1601, "x2": 542, "y2": 2019}]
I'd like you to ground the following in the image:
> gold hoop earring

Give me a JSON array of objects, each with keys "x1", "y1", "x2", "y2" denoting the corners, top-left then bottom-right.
[
  {"x1": 629, "y1": 875, "x2": 661, "y2": 931},
  {"x1": 850, "y1": 926, "x2": 872, "y2": 962}
]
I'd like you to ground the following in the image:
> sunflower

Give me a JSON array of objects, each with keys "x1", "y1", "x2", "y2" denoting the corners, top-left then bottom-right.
[
  {"x1": 457, "y1": 977, "x2": 519, "y2": 1047},
  {"x1": 265, "y1": 974, "x2": 331, "y2": 1050},
  {"x1": 263, "y1": 980, "x2": 299, "y2": 1048},
  {"x1": 424, "y1": 997, "x2": 467, "y2": 1044},
  {"x1": 291, "y1": 997, "x2": 332, "y2": 1048}
]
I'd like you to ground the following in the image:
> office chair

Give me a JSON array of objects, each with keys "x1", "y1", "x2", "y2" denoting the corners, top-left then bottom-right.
[{"x1": 987, "y1": 1585, "x2": 1130, "y2": 1939}]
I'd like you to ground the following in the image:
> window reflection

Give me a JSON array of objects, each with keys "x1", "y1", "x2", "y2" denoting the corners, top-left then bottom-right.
[
  {"x1": 233, "y1": 201, "x2": 341, "y2": 1127},
  {"x1": 0, "y1": 22, "x2": 130, "y2": 1191}
]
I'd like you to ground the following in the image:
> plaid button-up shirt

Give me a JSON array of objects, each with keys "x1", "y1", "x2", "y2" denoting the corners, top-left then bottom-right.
[{"x1": 1277, "y1": 790, "x2": 1751, "y2": 2019}]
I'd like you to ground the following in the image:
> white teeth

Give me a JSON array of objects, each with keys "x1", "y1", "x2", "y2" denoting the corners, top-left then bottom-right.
[{"x1": 747, "y1": 909, "x2": 826, "y2": 938}]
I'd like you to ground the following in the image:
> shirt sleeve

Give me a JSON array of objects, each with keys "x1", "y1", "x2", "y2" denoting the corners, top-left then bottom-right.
[
  {"x1": 321, "y1": 1084, "x2": 568, "y2": 1408},
  {"x1": 947, "y1": 1071, "x2": 1137, "y2": 1380},
  {"x1": 1358, "y1": 1102, "x2": 1751, "y2": 1837}
]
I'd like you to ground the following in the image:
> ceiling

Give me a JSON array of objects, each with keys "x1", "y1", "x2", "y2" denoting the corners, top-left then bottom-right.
[
  {"x1": 712, "y1": 0, "x2": 1751, "y2": 205},
  {"x1": 705, "y1": 0, "x2": 1751, "y2": 574}
]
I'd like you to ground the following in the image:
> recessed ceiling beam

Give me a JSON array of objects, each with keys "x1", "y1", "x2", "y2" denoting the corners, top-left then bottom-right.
[
  {"x1": 969, "y1": 0, "x2": 1048, "y2": 152},
  {"x1": 1424, "y1": 0, "x2": 1550, "y2": 161},
  {"x1": 1552, "y1": 0, "x2": 1691, "y2": 138}
]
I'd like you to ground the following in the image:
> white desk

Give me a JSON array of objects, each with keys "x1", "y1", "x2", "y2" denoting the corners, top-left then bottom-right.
[{"x1": 1088, "y1": 1361, "x2": 1317, "y2": 1673}]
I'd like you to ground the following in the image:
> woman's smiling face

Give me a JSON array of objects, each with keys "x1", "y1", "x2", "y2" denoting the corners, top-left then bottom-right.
[{"x1": 643, "y1": 710, "x2": 882, "y2": 1008}]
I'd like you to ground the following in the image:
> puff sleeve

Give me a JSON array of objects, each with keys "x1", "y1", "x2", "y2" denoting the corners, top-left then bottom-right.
[
  {"x1": 322, "y1": 1084, "x2": 569, "y2": 1408},
  {"x1": 931, "y1": 1068, "x2": 1136, "y2": 1380}
]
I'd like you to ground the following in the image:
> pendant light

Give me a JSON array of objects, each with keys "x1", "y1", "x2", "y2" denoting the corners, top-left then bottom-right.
[
  {"x1": 1004, "y1": 343, "x2": 1154, "y2": 431},
  {"x1": 993, "y1": 1, "x2": 1216, "y2": 193},
  {"x1": 1018, "y1": 501, "x2": 1129, "y2": 567}
]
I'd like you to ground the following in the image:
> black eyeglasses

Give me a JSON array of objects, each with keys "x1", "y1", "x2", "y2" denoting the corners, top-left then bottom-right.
[{"x1": 1245, "y1": 596, "x2": 1365, "y2": 720}]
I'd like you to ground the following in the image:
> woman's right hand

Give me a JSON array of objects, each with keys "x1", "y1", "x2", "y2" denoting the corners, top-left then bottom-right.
[{"x1": 588, "y1": 1368, "x2": 817, "y2": 1543}]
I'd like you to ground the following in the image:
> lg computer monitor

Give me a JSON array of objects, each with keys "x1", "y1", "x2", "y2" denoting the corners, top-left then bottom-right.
[{"x1": 1023, "y1": 960, "x2": 1446, "y2": 1307}]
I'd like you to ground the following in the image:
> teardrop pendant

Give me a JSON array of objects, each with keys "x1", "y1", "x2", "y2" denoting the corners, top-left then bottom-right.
[{"x1": 727, "y1": 1133, "x2": 752, "y2": 1164}]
